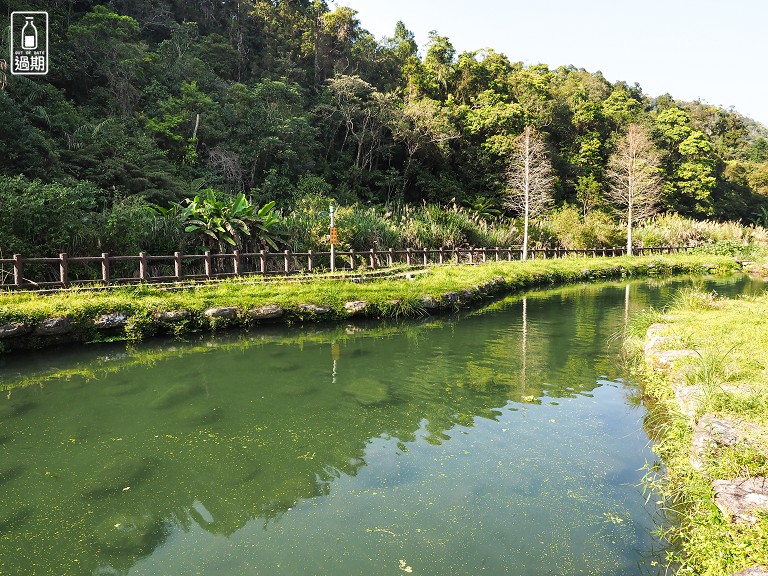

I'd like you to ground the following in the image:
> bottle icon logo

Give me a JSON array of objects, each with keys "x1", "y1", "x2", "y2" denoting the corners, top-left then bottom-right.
[
  {"x1": 10, "y1": 11, "x2": 49, "y2": 76},
  {"x1": 22, "y1": 17, "x2": 38, "y2": 50}
]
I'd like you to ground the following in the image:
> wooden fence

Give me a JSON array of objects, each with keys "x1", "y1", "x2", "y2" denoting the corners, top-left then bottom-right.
[{"x1": 0, "y1": 246, "x2": 694, "y2": 291}]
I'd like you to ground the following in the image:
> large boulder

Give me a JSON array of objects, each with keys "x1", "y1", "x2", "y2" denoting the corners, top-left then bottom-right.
[
  {"x1": 730, "y1": 566, "x2": 768, "y2": 576},
  {"x1": 343, "y1": 301, "x2": 368, "y2": 316},
  {"x1": 420, "y1": 296, "x2": 439, "y2": 310},
  {"x1": 204, "y1": 307, "x2": 239, "y2": 319},
  {"x1": 441, "y1": 292, "x2": 459, "y2": 305},
  {"x1": 155, "y1": 310, "x2": 190, "y2": 322},
  {"x1": 713, "y1": 477, "x2": 768, "y2": 523},
  {"x1": 672, "y1": 384, "x2": 704, "y2": 420},
  {"x1": 0, "y1": 323, "x2": 29, "y2": 339},
  {"x1": 691, "y1": 414, "x2": 766, "y2": 470},
  {"x1": 644, "y1": 324, "x2": 697, "y2": 371},
  {"x1": 250, "y1": 305, "x2": 284, "y2": 320},
  {"x1": 297, "y1": 304, "x2": 330, "y2": 315},
  {"x1": 33, "y1": 317, "x2": 72, "y2": 336},
  {"x1": 94, "y1": 313, "x2": 128, "y2": 330}
]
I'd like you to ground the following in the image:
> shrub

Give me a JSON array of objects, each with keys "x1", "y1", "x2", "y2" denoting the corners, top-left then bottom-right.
[
  {"x1": 337, "y1": 207, "x2": 400, "y2": 250},
  {"x1": 0, "y1": 175, "x2": 106, "y2": 256},
  {"x1": 634, "y1": 213, "x2": 768, "y2": 248},
  {"x1": 547, "y1": 206, "x2": 623, "y2": 249}
]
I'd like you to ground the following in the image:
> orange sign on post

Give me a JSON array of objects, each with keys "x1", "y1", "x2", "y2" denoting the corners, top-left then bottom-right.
[{"x1": 329, "y1": 227, "x2": 338, "y2": 245}]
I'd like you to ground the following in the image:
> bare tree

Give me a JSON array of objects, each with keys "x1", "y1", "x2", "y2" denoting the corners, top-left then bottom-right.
[
  {"x1": 606, "y1": 123, "x2": 662, "y2": 255},
  {"x1": 504, "y1": 126, "x2": 554, "y2": 260},
  {"x1": 207, "y1": 148, "x2": 244, "y2": 193}
]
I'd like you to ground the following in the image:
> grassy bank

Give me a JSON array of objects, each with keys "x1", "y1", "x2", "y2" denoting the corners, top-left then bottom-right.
[
  {"x1": 0, "y1": 254, "x2": 741, "y2": 354},
  {"x1": 0, "y1": 274, "x2": 690, "y2": 395},
  {"x1": 625, "y1": 288, "x2": 768, "y2": 575}
]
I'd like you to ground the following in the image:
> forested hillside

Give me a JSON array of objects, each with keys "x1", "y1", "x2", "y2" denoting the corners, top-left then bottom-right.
[{"x1": 2, "y1": 0, "x2": 768, "y2": 257}]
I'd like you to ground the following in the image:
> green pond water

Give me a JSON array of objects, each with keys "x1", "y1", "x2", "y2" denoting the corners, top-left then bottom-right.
[{"x1": 0, "y1": 275, "x2": 765, "y2": 576}]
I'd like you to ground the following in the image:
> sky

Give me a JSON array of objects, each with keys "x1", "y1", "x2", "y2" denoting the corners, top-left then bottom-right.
[{"x1": 334, "y1": 0, "x2": 768, "y2": 128}]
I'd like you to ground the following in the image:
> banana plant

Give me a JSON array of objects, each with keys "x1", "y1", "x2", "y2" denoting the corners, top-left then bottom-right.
[
  {"x1": 752, "y1": 205, "x2": 768, "y2": 227},
  {"x1": 176, "y1": 188, "x2": 280, "y2": 252}
]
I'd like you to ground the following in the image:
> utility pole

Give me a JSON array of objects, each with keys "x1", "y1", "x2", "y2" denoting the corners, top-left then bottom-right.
[
  {"x1": 329, "y1": 204, "x2": 336, "y2": 273},
  {"x1": 321, "y1": 204, "x2": 338, "y2": 273}
]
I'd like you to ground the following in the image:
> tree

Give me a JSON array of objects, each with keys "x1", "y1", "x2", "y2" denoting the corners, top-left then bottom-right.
[
  {"x1": 606, "y1": 124, "x2": 662, "y2": 255},
  {"x1": 675, "y1": 130, "x2": 717, "y2": 216},
  {"x1": 218, "y1": 80, "x2": 317, "y2": 196},
  {"x1": 422, "y1": 32, "x2": 456, "y2": 100},
  {"x1": 390, "y1": 98, "x2": 457, "y2": 200},
  {"x1": 504, "y1": 126, "x2": 554, "y2": 260},
  {"x1": 68, "y1": 6, "x2": 146, "y2": 114},
  {"x1": 320, "y1": 75, "x2": 389, "y2": 173},
  {"x1": 602, "y1": 83, "x2": 644, "y2": 128},
  {"x1": 375, "y1": 21, "x2": 418, "y2": 92}
]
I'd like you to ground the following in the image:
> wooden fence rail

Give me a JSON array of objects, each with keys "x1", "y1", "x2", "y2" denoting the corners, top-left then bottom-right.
[{"x1": 0, "y1": 246, "x2": 694, "y2": 291}]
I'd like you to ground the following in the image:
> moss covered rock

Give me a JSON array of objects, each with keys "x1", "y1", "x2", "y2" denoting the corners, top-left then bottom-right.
[
  {"x1": 149, "y1": 384, "x2": 205, "y2": 410},
  {"x1": 94, "y1": 513, "x2": 166, "y2": 554},
  {"x1": 344, "y1": 377, "x2": 390, "y2": 406}
]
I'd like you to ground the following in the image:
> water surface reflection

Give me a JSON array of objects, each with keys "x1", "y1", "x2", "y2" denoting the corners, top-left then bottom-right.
[{"x1": 0, "y1": 274, "x2": 764, "y2": 575}]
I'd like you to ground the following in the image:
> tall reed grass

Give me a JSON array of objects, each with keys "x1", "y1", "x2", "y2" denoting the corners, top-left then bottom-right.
[{"x1": 275, "y1": 197, "x2": 768, "y2": 254}]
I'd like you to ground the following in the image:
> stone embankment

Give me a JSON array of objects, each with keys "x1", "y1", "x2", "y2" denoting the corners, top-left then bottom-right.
[
  {"x1": 644, "y1": 324, "x2": 768, "y2": 576},
  {"x1": 0, "y1": 278, "x2": 507, "y2": 353},
  {"x1": 742, "y1": 260, "x2": 768, "y2": 278}
]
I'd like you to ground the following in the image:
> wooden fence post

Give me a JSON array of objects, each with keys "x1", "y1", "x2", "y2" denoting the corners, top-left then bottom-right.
[
  {"x1": 101, "y1": 252, "x2": 110, "y2": 284},
  {"x1": 283, "y1": 250, "x2": 291, "y2": 274},
  {"x1": 308, "y1": 250, "x2": 314, "y2": 273},
  {"x1": 423, "y1": 247, "x2": 428, "y2": 266},
  {"x1": 438, "y1": 247, "x2": 445, "y2": 264},
  {"x1": 204, "y1": 251, "x2": 212, "y2": 278},
  {"x1": 369, "y1": 249, "x2": 376, "y2": 269},
  {"x1": 174, "y1": 252, "x2": 182, "y2": 280},
  {"x1": 481, "y1": 248, "x2": 487, "y2": 263},
  {"x1": 233, "y1": 250, "x2": 241, "y2": 276},
  {"x1": 349, "y1": 249, "x2": 356, "y2": 270},
  {"x1": 139, "y1": 251, "x2": 149, "y2": 281},
  {"x1": 260, "y1": 250, "x2": 267, "y2": 275},
  {"x1": 388, "y1": 248, "x2": 394, "y2": 267},
  {"x1": 406, "y1": 248, "x2": 412, "y2": 266},
  {"x1": 59, "y1": 253, "x2": 69, "y2": 287},
  {"x1": 13, "y1": 254, "x2": 23, "y2": 288}
]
